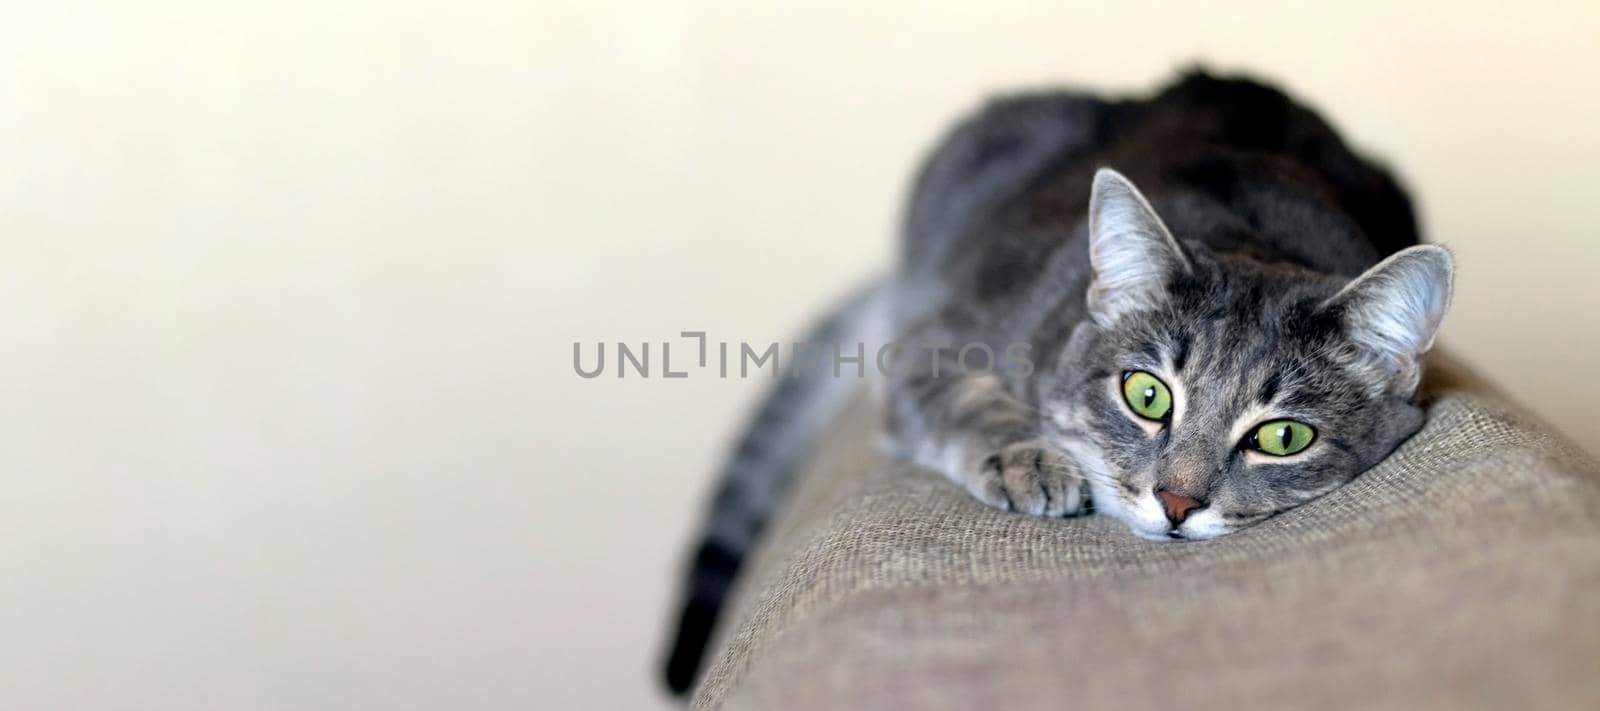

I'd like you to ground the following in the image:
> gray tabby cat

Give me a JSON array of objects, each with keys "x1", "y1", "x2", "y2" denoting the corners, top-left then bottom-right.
[{"x1": 664, "y1": 72, "x2": 1452, "y2": 694}]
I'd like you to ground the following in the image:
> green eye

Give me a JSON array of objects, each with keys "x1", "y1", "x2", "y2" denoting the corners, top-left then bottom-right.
[
  {"x1": 1249, "y1": 420, "x2": 1316, "y2": 456},
  {"x1": 1120, "y1": 370, "x2": 1172, "y2": 422}
]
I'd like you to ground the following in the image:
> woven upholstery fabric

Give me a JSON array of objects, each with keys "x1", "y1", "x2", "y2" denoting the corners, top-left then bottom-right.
[{"x1": 690, "y1": 361, "x2": 1600, "y2": 710}]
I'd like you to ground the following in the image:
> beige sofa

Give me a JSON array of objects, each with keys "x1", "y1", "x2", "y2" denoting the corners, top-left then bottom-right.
[{"x1": 689, "y1": 358, "x2": 1600, "y2": 710}]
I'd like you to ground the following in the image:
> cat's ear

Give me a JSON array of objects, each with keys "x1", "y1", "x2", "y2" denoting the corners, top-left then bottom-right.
[
  {"x1": 1323, "y1": 245, "x2": 1454, "y2": 390},
  {"x1": 1086, "y1": 168, "x2": 1190, "y2": 327}
]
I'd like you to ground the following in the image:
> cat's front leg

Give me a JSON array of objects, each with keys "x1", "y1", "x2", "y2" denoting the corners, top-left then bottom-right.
[
  {"x1": 962, "y1": 438, "x2": 1088, "y2": 517},
  {"x1": 891, "y1": 363, "x2": 1089, "y2": 517}
]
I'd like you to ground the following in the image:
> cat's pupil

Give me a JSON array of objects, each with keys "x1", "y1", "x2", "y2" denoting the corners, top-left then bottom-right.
[
  {"x1": 1142, "y1": 388, "x2": 1156, "y2": 407},
  {"x1": 1277, "y1": 426, "x2": 1291, "y2": 449}
]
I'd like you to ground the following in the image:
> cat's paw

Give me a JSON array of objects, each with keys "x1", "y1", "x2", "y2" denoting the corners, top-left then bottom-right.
[{"x1": 965, "y1": 441, "x2": 1088, "y2": 517}]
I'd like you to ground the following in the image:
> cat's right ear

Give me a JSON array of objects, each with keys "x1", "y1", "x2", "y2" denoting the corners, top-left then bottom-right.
[
  {"x1": 1086, "y1": 168, "x2": 1190, "y2": 327},
  {"x1": 1322, "y1": 244, "x2": 1455, "y2": 393}
]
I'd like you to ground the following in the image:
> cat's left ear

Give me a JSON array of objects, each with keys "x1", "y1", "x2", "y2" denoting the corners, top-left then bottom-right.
[
  {"x1": 1086, "y1": 168, "x2": 1191, "y2": 327},
  {"x1": 1323, "y1": 245, "x2": 1455, "y2": 391}
]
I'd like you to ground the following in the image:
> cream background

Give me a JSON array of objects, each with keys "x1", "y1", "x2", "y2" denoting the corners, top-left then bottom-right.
[{"x1": 2, "y1": 2, "x2": 1597, "y2": 709}]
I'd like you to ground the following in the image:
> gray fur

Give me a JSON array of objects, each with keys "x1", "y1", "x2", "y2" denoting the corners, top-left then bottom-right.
[
  {"x1": 662, "y1": 282, "x2": 886, "y2": 694},
  {"x1": 665, "y1": 71, "x2": 1452, "y2": 692},
  {"x1": 886, "y1": 74, "x2": 1453, "y2": 541}
]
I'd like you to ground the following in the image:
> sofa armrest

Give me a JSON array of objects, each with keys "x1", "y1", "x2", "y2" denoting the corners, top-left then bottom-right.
[{"x1": 692, "y1": 356, "x2": 1600, "y2": 710}]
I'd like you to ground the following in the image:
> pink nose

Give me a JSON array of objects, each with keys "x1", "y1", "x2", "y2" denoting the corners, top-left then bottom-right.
[{"x1": 1156, "y1": 490, "x2": 1202, "y2": 525}]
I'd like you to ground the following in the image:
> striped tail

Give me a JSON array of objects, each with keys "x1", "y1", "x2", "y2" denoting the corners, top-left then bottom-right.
[{"x1": 661, "y1": 281, "x2": 889, "y2": 695}]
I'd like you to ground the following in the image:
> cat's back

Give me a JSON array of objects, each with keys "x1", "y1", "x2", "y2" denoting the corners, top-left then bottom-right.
[{"x1": 900, "y1": 72, "x2": 1420, "y2": 313}]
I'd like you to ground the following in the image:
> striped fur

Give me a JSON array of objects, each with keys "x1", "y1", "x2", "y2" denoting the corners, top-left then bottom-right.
[
  {"x1": 663, "y1": 70, "x2": 1449, "y2": 693},
  {"x1": 662, "y1": 283, "x2": 887, "y2": 694}
]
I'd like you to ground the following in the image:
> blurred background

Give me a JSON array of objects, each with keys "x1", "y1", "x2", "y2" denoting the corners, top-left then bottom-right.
[{"x1": 3, "y1": 1, "x2": 1598, "y2": 709}]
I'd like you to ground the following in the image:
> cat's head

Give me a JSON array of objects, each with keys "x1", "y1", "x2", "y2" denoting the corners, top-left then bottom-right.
[{"x1": 1042, "y1": 169, "x2": 1453, "y2": 541}]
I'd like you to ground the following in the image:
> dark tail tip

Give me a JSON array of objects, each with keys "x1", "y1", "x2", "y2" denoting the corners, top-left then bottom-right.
[
  {"x1": 662, "y1": 542, "x2": 742, "y2": 696},
  {"x1": 663, "y1": 597, "x2": 719, "y2": 695}
]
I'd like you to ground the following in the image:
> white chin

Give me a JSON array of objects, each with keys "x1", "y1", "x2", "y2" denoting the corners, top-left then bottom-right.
[
  {"x1": 1088, "y1": 481, "x2": 1238, "y2": 541},
  {"x1": 1086, "y1": 480, "x2": 1173, "y2": 541},
  {"x1": 1173, "y1": 508, "x2": 1233, "y2": 540}
]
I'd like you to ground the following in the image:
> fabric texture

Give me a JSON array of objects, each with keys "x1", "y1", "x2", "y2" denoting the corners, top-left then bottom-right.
[{"x1": 689, "y1": 358, "x2": 1600, "y2": 710}]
